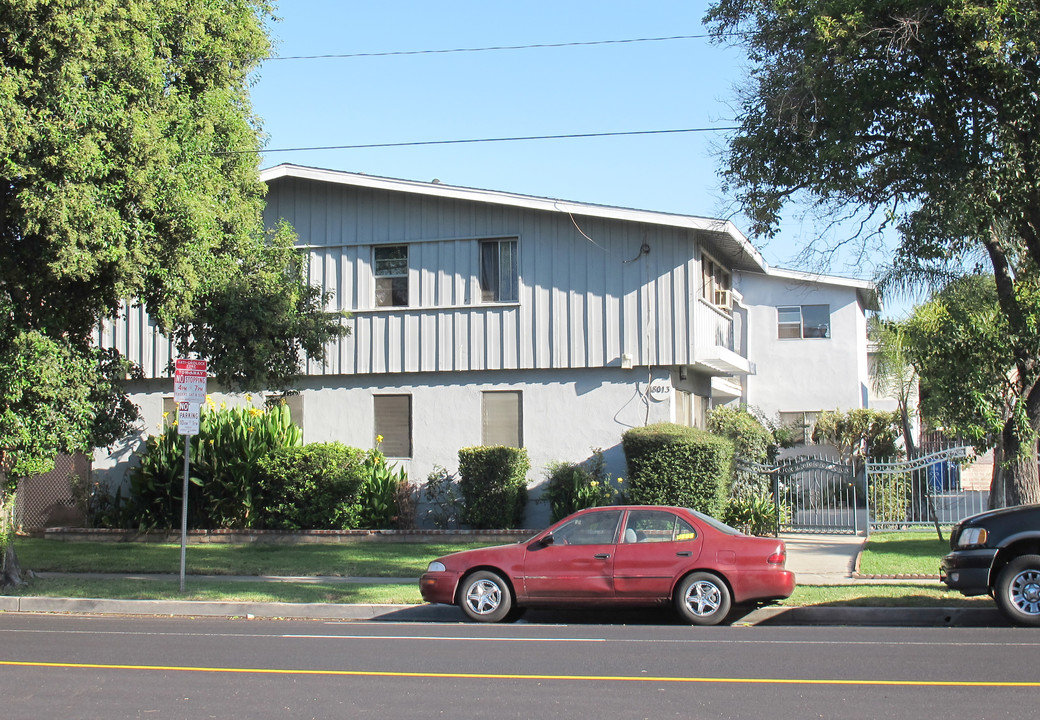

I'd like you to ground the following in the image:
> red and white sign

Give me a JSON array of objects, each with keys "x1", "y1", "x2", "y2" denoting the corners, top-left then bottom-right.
[{"x1": 174, "y1": 358, "x2": 208, "y2": 405}]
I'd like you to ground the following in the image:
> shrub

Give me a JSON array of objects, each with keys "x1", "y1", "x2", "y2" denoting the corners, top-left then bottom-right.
[
  {"x1": 622, "y1": 423, "x2": 733, "y2": 518},
  {"x1": 127, "y1": 399, "x2": 302, "y2": 529},
  {"x1": 357, "y1": 451, "x2": 410, "y2": 529},
  {"x1": 708, "y1": 405, "x2": 775, "y2": 497},
  {"x1": 541, "y1": 450, "x2": 619, "y2": 523},
  {"x1": 869, "y1": 472, "x2": 912, "y2": 524},
  {"x1": 255, "y1": 443, "x2": 367, "y2": 530},
  {"x1": 457, "y1": 446, "x2": 529, "y2": 529},
  {"x1": 423, "y1": 465, "x2": 463, "y2": 529},
  {"x1": 708, "y1": 406, "x2": 775, "y2": 464},
  {"x1": 723, "y1": 492, "x2": 787, "y2": 536}
]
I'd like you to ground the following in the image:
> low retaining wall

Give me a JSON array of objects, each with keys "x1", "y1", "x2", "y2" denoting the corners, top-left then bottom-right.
[{"x1": 42, "y1": 527, "x2": 537, "y2": 545}]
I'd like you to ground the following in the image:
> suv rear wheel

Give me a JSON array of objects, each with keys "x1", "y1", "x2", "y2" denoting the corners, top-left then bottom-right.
[{"x1": 994, "y1": 554, "x2": 1040, "y2": 627}]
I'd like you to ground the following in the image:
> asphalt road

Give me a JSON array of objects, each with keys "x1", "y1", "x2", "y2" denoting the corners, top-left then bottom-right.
[{"x1": 2, "y1": 613, "x2": 1038, "y2": 719}]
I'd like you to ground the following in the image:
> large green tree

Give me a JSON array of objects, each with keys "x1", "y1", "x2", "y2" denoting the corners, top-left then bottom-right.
[
  {"x1": 707, "y1": 0, "x2": 1040, "y2": 506},
  {"x1": 902, "y1": 274, "x2": 1028, "y2": 506},
  {"x1": 0, "y1": 0, "x2": 346, "y2": 585}
]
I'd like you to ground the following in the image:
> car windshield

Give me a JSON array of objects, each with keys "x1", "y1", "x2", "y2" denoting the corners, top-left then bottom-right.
[{"x1": 688, "y1": 509, "x2": 744, "y2": 536}]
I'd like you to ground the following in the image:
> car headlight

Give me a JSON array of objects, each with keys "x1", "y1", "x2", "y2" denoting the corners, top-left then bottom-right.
[
  {"x1": 956, "y1": 527, "x2": 988, "y2": 548},
  {"x1": 427, "y1": 561, "x2": 446, "y2": 573}
]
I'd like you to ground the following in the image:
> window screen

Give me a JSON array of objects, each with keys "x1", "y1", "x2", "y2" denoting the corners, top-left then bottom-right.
[
  {"x1": 374, "y1": 394, "x2": 412, "y2": 457},
  {"x1": 482, "y1": 391, "x2": 522, "y2": 447},
  {"x1": 480, "y1": 239, "x2": 519, "y2": 303},
  {"x1": 374, "y1": 245, "x2": 408, "y2": 307}
]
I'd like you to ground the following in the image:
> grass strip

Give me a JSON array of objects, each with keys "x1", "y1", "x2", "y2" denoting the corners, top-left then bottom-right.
[
  {"x1": 856, "y1": 532, "x2": 949, "y2": 576},
  {"x1": 13, "y1": 538, "x2": 490, "y2": 578},
  {"x1": 7, "y1": 577, "x2": 421, "y2": 605}
]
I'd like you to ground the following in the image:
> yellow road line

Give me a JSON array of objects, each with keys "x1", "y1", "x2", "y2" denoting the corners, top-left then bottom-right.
[{"x1": 1, "y1": 661, "x2": 1037, "y2": 687}]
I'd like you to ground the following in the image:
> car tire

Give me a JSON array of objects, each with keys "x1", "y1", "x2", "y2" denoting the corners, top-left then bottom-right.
[
  {"x1": 994, "y1": 554, "x2": 1040, "y2": 627},
  {"x1": 674, "y1": 572, "x2": 732, "y2": 626},
  {"x1": 458, "y1": 570, "x2": 513, "y2": 623}
]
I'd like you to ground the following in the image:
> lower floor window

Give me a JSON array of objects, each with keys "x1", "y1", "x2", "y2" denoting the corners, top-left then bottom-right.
[
  {"x1": 374, "y1": 394, "x2": 412, "y2": 457},
  {"x1": 482, "y1": 390, "x2": 523, "y2": 447},
  {"x1": 675, "y1": 390, "x2": 708, "y2": 429},
  {"x1": 778, "y1": 411, "x2": 819, "y2": 445}
]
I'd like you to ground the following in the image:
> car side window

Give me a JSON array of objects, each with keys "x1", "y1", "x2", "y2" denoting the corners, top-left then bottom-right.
[
  {"x1": 673, "y1": 516, "x2": 697, "y2": 541},
  {"x1": 554, "y1": 510, "x2": 622, "y2": 545},
  {"x1": 624, "y1": 510, "x2": 698, "y2": 543}
]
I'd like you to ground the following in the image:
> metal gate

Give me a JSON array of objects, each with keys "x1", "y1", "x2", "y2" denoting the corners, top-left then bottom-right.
[
  {"x1": 866, "y1": 446, "x2": 981, "y2": 532},
  {"x1": 738, "y1": 455, "x2": 860, "y2": 535}
]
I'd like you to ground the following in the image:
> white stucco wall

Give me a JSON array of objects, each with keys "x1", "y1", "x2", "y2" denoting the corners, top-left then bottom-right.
[
  {"x1": 94, "y1": 366, "x2": 684, "y2": 528},
  {"x1": 737, "y1": 271, "x2": 871, "y2": 422}
]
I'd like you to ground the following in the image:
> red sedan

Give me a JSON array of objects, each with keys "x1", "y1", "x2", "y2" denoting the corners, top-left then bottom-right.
[{"x1": 420, "y1": 505, "x2": 795, "y2": 625}]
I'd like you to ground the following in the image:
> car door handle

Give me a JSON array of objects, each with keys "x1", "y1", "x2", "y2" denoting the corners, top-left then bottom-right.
[
  {"x1": 594, "y1": 553, "x2": 611, "y2": 560},
  {"x1": 676, "y1": 551, "x2": 692, "y2": 557}
]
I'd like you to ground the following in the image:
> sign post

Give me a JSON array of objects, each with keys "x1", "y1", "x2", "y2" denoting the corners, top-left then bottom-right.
[{"x1": 174, "y1": 359, "x2": 207, "y2": 593}]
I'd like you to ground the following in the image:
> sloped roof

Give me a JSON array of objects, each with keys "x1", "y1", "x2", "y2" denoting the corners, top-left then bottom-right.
[
  {"x1": 763, "y1": 266, "x2": 881, "y2": 312},
  {"x1": 260, "y1": 163, "x2": 768, "y2": 272}
]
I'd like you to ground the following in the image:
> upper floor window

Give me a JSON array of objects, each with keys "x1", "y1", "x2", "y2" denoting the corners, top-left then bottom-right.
[
  {"x1": 778, "y1": 304, "x2": 830, "y2": 339},
  {"x1": 374, "y1": 245, "x2": 408, "y2": 307},
  {"x1": 480, "y1": 239, "x2": 519, "y2": 303},
  {"x1": 701, "y1": 254, "x2": 731, "y2": 311}
]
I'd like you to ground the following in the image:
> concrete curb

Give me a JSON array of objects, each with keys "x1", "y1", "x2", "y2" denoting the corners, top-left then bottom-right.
[{"x1": 0, "y1": 596, "x2": 1009, "y2": 627}]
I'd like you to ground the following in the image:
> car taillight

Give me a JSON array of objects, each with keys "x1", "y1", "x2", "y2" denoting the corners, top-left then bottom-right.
[{"x1": 767, "y1": 550, "x2": 786, "y2": 565}]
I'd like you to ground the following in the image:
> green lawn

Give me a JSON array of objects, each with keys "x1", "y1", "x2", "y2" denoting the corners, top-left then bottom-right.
[
  {"x1": 12, "y1": 538, "x2": 490, "y2": 578},
  {"x1": 857, "y1": 531, "x2": 950, "y2": 576},
  {"x1": 3, "y1": 533, "x2": 977, "y2": 609},
  {"x1": 6, "y1": 577, "x2": 421, "y2": 604}
]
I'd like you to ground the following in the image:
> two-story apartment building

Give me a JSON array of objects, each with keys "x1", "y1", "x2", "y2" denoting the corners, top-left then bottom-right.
[
  {"x1": 734, "y1": 267, "x2": 880, "y2": 443},
  {"x1": 91, "y1": 164, "x2": 880, "y2": 525}
]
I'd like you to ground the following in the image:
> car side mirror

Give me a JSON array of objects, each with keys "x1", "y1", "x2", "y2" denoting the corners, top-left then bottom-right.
[{"x1": 540, "y1": 533, "x2": 555, "y2": 547}]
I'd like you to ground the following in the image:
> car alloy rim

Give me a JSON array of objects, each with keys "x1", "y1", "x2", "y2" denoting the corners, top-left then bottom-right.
[
  {"x1": 1009, "y1": 569, "x2": 1040, "y2": 616},
  {"x1": 684, "y1": 580, "x2": 722, "y2": 616},
  {"x1": 466, "y1": 579, "x2": 502, "y2": 615}
]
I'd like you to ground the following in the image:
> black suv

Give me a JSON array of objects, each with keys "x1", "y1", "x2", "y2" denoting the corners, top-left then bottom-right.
[{"x1": 940, "y1": 503, "x2": 1040, "y2": 626}]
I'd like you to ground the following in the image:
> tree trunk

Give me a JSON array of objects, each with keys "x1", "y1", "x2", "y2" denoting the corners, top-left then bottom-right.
[
  {"x1": 989, "y1": 442, "x2": 1007, "y2": 510},
  {"x1": 0, "y1": 486, "x2": 23, "y2": 589},
  {"x1": 1001, "y1": 445, "x2": 1040, "y2": 508},
  {"x1": 1, "y1": 542, "x2": 22, "y2": 589}
]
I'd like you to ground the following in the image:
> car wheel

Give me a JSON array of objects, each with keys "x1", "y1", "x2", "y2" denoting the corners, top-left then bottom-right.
[
  {"x1": 675, "y1": 572, "x2": 732, "y2": 626},
  {"x1": 458, "y1": 570, "x2": 513, "y2": 623},
  {"x1": 995, "y1": 554, "x2": 1040, "y2": 627}
]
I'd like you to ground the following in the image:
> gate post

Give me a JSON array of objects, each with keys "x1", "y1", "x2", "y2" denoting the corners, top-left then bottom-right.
[{"x1": 863, "y1": 457, "x2": 872, "y2": 538}]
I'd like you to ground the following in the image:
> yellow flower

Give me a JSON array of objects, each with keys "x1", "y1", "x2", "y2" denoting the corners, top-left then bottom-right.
[
  {"x1": 248, "y1": 426, "x2": 255, "y2": 433},
  {"x1": 162, "y1": 411, "x2": 170, "y2": 419},
  {"x1": 590, "y1": 481, "x2": 599, "y2": 487},
  {"x1": 246, "y1": 393, "x2": 253, "y2": 403},
  {"x1": 376, "y1": 435, "x2": 384, "y2": 444}
]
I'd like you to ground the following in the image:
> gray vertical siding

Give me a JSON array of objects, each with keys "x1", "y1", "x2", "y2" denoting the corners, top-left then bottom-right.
[
  {"x1": 262, "y1": 176, "x2": 730, "y2": 377},
  {"x1": 99, "y1": 176, "x2": 734, "y2": 379}
]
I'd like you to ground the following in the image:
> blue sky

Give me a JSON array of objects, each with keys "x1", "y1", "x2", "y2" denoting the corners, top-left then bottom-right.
[{"x1": 251, "y1": 1, "x2": 907, "y2": 312}]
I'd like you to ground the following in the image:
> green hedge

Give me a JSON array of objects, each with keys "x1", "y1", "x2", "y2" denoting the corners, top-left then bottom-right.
[
  {"x1": 622, "y1": 423, "x2": 733, "y2": 517},
  {"x1": 458, "y1": 446, "x2": 529, "y2": 529},
  {"x1": 255, "y1": 443, "x2": 368, "y2": 530}
]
